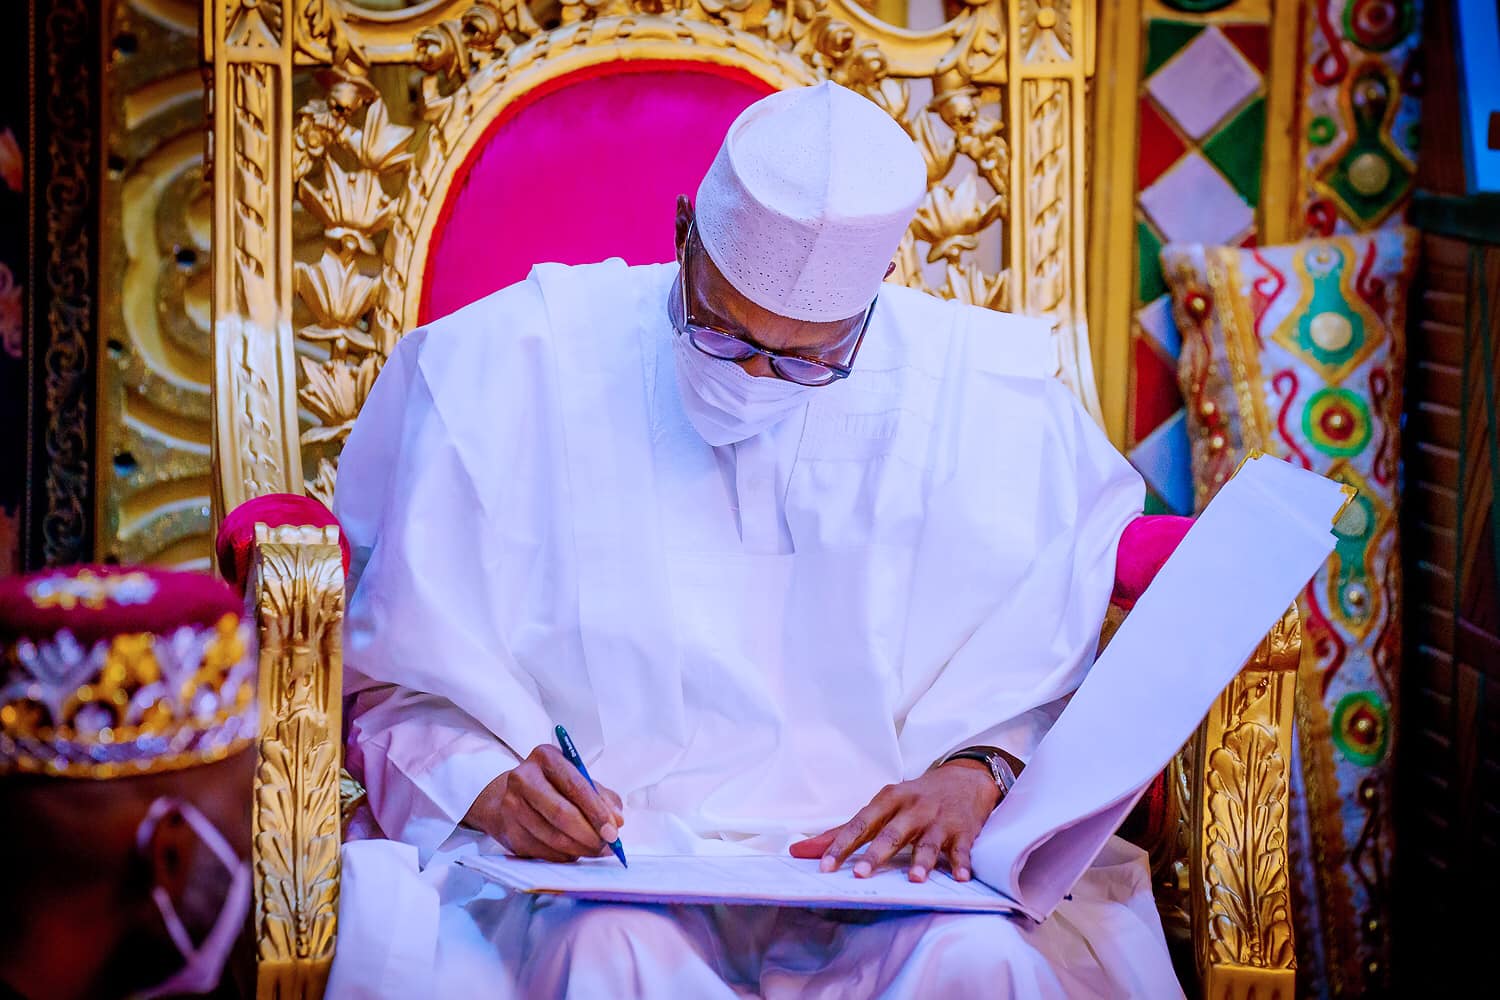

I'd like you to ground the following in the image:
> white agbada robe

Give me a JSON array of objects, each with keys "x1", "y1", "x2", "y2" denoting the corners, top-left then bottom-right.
[{"x1": 327, "y1": 259, "x2": 1184, "y2": 999}]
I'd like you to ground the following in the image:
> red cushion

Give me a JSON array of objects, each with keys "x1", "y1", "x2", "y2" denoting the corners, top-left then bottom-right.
[
  {"x1": 1110, "y1": 515, "x2": 1194, "y2": 846},
  {"x1": 1111, "y1": 515, "x2": 1194, "y2": 611},
  {"x1": 216, "y1": 494, "x2": 350, "y2": 594},
  {"x1": 421, "y1": 61, "x2": 776, "y2": 324},
  {"x1": 0, "y1": 565, "x2": 240, "y2": 645},
  {"x1": 1116, "y1": 769, "x2": 1172, "y2": 849}
]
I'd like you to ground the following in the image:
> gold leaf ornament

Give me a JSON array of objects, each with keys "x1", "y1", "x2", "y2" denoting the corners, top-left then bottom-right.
[
  {"x1": 298, "y1": 355, "x2": 380, "y2": 442},
  {"x1": 945, "y1": 260, "x2": 1009, "y2": 309},
  {"x1": 305, "y1": 458, "x2": 340, "y2": 511},
  {"x1": 912, "y1": 174, "x2": 1004, "y2": 263},
  {"x1": 909, "y1": 102, "x2": 958, "y2": 185},
  {"x1": 352, "y1": 100, "x2": 415, "y2": 175},
  {"x1": 1206, "y1": 722, "x2": 1295, "y2": 969},
  {"x1": 933, "y1": 83, "x2": 1009, "y2": 212},
  {"x1": 296, "y1": 252, "x2": 379, "y2": 348},
  {"x1": 299, "y1": 161, "x2": 394, "y2": 256}
]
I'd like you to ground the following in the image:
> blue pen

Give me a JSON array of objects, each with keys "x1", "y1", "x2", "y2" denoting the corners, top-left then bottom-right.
[{"x1": 555, "y1": 725, "x2": 627, "y2": 867}]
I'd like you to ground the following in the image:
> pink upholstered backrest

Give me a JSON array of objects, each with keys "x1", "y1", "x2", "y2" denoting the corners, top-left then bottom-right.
[{"x1": 420, "y1": 62, "x2": 777, "y2": 324}]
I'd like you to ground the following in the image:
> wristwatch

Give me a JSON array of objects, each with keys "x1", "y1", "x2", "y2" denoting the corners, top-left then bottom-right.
[{"x1": 934, "y1": 745, "x2": 1018, "y2": 798}]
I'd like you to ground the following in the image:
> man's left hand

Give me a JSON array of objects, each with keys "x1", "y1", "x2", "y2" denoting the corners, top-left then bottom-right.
[{"x1": 789, "y1": 760, "x2": 1001, "y2": 883}]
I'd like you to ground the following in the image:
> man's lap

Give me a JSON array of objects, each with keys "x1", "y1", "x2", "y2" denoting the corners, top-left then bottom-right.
[
  {"x1": 330, "y1": 838, "x2": 1177, "y2": 999},
  {"x1": 505, "y1": 895, "x2": 1079, "y2": 998}
]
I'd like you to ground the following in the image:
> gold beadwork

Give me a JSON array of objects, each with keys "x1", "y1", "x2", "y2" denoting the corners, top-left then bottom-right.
[
  {"x1": 1347, "y1": 152, "x2": 1391, "y2": 196},
  {"x1": 1, "y1": 613, "x2": 256, "y2": 779}
]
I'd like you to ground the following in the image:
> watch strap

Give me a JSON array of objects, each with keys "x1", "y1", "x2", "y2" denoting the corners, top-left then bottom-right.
[{"x1": 935, "y1": 745, "x2": 1017, "y2": 795}]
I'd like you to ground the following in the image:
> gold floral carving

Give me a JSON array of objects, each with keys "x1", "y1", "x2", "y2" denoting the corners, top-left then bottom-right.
[
  {"x1": 1017, "y1": 0, "x2": 1071, "y2": 61},
  {"x1": 225, "y1": 0, "x2": 286, "y2": 48},
  {"x1": 250, "y1": 523, "x2": 345, "y2": 999},
  {"x1": 285, "y1": 64, "x2": 416, "y2": 494},
  {"x1": 1193, "y1": 604, "x2": 1300, "y2": 1000}
]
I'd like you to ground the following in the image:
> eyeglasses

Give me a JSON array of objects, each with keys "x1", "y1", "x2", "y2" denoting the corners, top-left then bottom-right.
[{"x1": 673, "y1": 223, "x2": 875, "y2": 387}]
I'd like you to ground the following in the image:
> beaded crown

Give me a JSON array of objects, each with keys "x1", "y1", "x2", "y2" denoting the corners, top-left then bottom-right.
[{"x1": 0, "y1": 566, "x2": 257, "y2": 779}]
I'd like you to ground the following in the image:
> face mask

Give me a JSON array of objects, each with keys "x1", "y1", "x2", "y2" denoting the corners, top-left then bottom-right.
[
  {"x1": 133, "y1": 797, "x2": 252, "y2": 999},
  {"x1": 672, "y1": 329, "x2": 816, "y2": 447}
]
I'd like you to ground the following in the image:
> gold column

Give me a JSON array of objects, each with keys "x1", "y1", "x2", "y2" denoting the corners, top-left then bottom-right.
[
  {"x1": 1007, "y1": 0, "x2": 1101, "y2": 426},
  {"x1": 250, "y1": 523, "x2": 346, "y2": 999},
  {"x1": 1087, "y1": 0, "x2": 1144, "y2": 447},
  {"x1": 206, "y1": 0, "x2": 304, "y2": 521}
]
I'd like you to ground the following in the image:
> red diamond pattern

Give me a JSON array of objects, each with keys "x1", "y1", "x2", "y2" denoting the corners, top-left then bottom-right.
[
  {"x1": 1138, "y1": 97, "x2": 1187, "y2": 191},
  {"x1": 1220, "y1": 24, "x2": 1270, "y2": 77},
  {"x1": 1132, "y1": 337, "x2": 1184, "y2": 445}
]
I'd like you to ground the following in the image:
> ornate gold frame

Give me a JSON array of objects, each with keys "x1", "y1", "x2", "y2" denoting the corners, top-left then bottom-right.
[{"x1": 205, "y1": 3, "x2": 1298, "y2": 997}]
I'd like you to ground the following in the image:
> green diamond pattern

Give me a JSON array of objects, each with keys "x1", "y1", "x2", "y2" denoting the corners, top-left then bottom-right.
[
  {"x1": 1145, "y1": 20, "x2": 1205, "y2": 79},
  {"x1": 1203, "y1": 97, "x2": 1266, "y2": 204},
  {"x1": 1137, "y1": 221, "x2": 1166, "y2": 304}
]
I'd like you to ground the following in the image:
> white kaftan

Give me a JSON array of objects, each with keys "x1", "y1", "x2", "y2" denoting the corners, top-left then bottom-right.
[{"x1": 327, "y1": 260, "x2": 1183, "y2": 999}]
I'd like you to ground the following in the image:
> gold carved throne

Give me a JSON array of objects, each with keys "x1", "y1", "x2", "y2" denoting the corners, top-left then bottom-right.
[{"x1": 203, "y1": 2, "x2": 1299, "y2": 997}]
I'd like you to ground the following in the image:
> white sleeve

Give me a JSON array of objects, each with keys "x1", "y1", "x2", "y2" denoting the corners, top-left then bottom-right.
[
  {"x1": 344, "y1": 685, "x2": 518, "y2": 860},
  {"x1": 335, "y1": 279, "x2": 561, "y2": 859},
  {"x1": 898, "y1": 379, "x2": 1144, "y2": 774}
]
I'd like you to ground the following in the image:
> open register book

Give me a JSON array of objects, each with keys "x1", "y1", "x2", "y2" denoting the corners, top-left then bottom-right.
[{"x1": 460, "y1": 455, "x2": 1352, "y2": 921}]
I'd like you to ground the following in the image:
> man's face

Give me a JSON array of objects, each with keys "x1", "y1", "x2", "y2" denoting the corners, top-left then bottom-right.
[{"x1": 673, "y1": 197, "x2": 869, "y2": 380}]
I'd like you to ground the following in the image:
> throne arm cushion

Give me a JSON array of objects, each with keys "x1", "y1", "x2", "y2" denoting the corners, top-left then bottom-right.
[
  {"x1": 216, "y1": 493, "x2": 351, "y2": 593},
  {"x1": 1111, "y1": 514, "x2": 1194, "y2": 611},
  {"x1": 1107, "y1": 514, "x2": 1193, "y2": 852}
]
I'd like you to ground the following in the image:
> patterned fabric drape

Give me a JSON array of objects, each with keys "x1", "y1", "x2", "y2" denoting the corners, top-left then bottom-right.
[{"x1": 1162, "y1": 227, "x2": 1417, "y2": 997}]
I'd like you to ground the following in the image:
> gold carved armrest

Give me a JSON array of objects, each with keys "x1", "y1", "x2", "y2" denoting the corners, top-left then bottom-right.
[
  {"x1": 248, "y1": 523, "x2": 345, "y2": 1000},
  {"x1": 1189, "y1": 605, "x2": 1300, "y2": 1000}
]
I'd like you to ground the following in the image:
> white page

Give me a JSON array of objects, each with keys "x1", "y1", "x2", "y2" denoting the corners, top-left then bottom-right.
[
  {"x1": 457, "y1": 853, "x2": 1025, "y2": 914},
  {"x1": 970, "y1": 455, "x2": 1348, "y2": 920}
]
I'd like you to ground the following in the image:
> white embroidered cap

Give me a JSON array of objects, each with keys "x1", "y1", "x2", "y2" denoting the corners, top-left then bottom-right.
[{"x1": 695, "y1": 81, "x2": 925, "y2": 323}]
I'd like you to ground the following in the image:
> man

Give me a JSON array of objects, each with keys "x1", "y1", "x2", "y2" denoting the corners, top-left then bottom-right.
[
  {"x1": 331, "y1": 81, "x2": 1181, "y2": 997},
  {"x1": 0, "y1": 566, "x2": 257, "y2": 1000}
]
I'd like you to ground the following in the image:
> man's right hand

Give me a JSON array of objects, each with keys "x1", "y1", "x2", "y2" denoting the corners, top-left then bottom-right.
[{"x1": 463, "y1": 745, "x2": 625, "y2": 862}]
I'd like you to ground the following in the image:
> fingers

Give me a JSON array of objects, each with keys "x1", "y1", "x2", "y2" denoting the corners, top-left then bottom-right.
[
  {"x1": 789, "y1": 830, "x2": 838, "y2": 860},
  {"x1": 504, "y1": 822, "x2": 578, "y2": 863},
  {"x1": 809, "y1": 768, "x2": 993, "y2": 882},
  {"x1": 506, "y1": 758, "x2": 605, "y2": 854},
  {"x1": 852, "y1": 811, "x2": 923, "y2": 878},
  {"x1": 597, "y1": 784, "x2": 625, "y2": 827},
  {"x1": 509, "y1": 790, "x2": 603, "y2": 859},
  {"x1": 948, "y1": 831, "x2": 975, "y2": 882},
  {"x1": 534, "y1": 746, "x2": 620, "y2": 843},
  {"x1": 908, "y1": 836, "x2": 943, "y2": 883},
  {"x1": 820, "y1": 788, "x2": 901, "y2": 872}
]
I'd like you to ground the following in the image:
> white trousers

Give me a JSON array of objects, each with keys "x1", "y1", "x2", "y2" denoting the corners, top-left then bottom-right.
[{"x1": 327, "y1": 838, "x2": 1184, "y2": 1000}]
